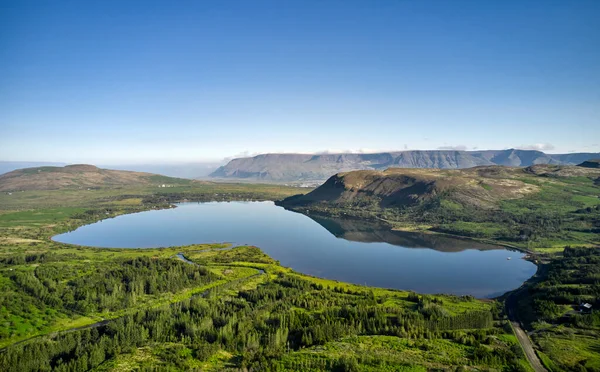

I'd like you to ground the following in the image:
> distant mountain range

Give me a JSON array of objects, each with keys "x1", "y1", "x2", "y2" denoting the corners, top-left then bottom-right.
[{"x1": 210, "y1": 149, "x2": 600, "y2": 182}]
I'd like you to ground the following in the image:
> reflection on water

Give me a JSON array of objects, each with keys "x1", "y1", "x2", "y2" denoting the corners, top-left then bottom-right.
[
  {"x1": 53, "y1": 201, "x2": 536, "y2": 298},
  {"x1": 309, "y1": 215, "x2": 500, "y2": 252}
]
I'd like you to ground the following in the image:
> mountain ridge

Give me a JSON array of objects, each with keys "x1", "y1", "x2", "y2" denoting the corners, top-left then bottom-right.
[{"x1": 210, "y1": 149, "x2": 600, "y2": 182}]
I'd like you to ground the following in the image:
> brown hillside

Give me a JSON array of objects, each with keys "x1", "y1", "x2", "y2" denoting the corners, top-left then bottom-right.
[
  {"x1": 0, "y1": 164, "x2": 195, "y2": 191},
  {"x1": 280, "y1": 165, "x2": 600, "y2": 210}
]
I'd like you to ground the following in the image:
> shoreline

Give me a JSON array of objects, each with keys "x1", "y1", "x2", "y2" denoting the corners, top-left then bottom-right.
[
  {"x1": 280, "y1": 204, "x2": 544, "y2": 259},
  {"x1": 48, "y1": 200, "x2": 537, "y2": 300}
]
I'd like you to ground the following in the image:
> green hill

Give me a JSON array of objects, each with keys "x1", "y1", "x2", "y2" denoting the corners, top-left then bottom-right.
[{"x1": 279, "y1": 165, "x2": 600, "y2": 250}]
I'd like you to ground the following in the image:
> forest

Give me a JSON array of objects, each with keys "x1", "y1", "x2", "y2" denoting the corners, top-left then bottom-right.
[
  {"x1": 1, "y1": 246, "x2": 530, "y2": 371},
  {"x1": 6, "y1": 256, "x2": 216, "y2": 317}
]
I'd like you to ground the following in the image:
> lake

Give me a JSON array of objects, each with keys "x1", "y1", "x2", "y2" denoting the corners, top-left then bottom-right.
[{"x1": 53, "y1": 201, "x2": 537, "y2": 298}]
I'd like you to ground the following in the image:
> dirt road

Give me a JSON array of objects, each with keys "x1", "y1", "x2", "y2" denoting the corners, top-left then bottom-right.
[{"x1": 506, "y1": 289, "x2": 547, "y2": 372}]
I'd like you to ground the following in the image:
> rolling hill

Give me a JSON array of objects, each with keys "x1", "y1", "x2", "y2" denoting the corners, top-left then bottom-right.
[
  {"x1": 278, "y1": 164, "x2": 600, "y2": 248},
  {"x1": 210, "y1": 149, "x2": 600, "y2": 182},
  {"x1": 0, "y1": 161, "x2": 68, "y2": 176},
  {"x1": 578, "y1": 159, "x2": 600, "y2": 168},
  {"x1": 0, "y1": 164, "x2": 195, "y2": 191},
  {"x1": 278, "y1": 166, "x2": 546, "y2": 210}
]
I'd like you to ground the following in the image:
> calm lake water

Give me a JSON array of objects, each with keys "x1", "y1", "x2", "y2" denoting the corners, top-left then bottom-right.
[{"x1": 53, "y1": 201, "x2": 536, "y2": 298}]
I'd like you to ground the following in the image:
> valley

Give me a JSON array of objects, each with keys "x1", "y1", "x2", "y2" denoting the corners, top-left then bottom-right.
[
  {"x1": 0, "y1": 191, "x2": 532, "y2": 371},
  {"x1": 4, "y1": 2, "x2": 599, "y2": 370},
  {"x1": 0, "y1": 165, "x2": 598, "y2": 371}
]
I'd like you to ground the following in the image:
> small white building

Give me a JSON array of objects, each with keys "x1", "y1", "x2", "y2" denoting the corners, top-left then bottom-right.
[{"x1": 580, "y1": 303, "x2": 593, "y2": 313}]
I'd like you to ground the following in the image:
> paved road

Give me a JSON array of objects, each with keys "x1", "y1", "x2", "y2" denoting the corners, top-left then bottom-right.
[{"x1": 506, "y1": 289, "x2": 547, "y2": 372}]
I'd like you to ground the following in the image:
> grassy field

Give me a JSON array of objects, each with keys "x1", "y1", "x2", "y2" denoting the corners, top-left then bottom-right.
[
  {"x1": 535, "y1": 332, "x2": 600, "y2": 371},
  {"x1": 436, "y1": 172, "x2": 600, "y2": 251},
  {"x1": 274, "y1": 335, "x2": 532, "y2": 371},
  {"x1": 511, "y1": 247, "x2": 600, "y2": 371},
  {"x1": 0, "y1": 184, "x2": 537, "y2": 371}
]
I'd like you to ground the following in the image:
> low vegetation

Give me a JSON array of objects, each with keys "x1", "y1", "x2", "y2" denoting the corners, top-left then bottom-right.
[
  {"x1": 515, "y1": 247, "x2": 600, "y2": 371},
  {"x1": 279, "y1": 165, "x2": 600, "y2": 251}
]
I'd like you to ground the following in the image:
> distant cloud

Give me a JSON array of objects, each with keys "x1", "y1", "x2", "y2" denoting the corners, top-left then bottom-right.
[
  {"x1": 314, "y1": 149, "x2": 344, "y2": 155},
  {"x1": 436, "y1": 145, "x2": 468, "y2": 151},
  {"x1": 516, "y1": 143, "x2": 555, "y2": 151},
  {"x1": 222, "y1": 150, "x2": 260, "y2": 162},
  {"x1": 314, "y1": 148, "x2": 382, "y2": 155},
  {"x1": 223, "y1": 148, "x2": 390, "y2": 161},
  {"x1": 403, "y1": 144, "x2": 408, "y2": 150}
]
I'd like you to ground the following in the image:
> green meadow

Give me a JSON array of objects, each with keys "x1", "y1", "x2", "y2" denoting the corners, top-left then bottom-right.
[{"x1": 0, "y1": 185, "x2": 536, "y2": 371}]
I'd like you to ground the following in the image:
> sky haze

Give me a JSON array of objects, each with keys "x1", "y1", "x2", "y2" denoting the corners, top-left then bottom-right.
[{"x1": 2, "y1": 0, "x2": 599, "y2": 163}]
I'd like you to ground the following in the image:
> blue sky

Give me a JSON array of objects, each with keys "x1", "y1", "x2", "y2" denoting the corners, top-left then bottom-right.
[{"x1": 1, "y1": 0, "x2": 599, "y2": 164}]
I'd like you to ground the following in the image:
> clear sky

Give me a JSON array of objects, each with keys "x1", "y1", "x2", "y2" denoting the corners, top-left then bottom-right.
[{"x1": 1, "y1": 0, "x2": 599, "y2": 164}]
